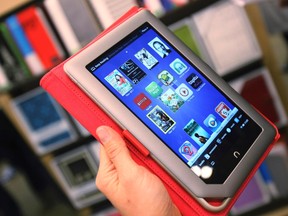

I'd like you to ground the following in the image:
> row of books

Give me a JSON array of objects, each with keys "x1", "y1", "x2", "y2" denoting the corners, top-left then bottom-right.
[
  {"x1": 0, "y1": 4, "x2": 65, "y2": 86},
  {"x1": 2, "y1": 0, "x2": 288, "y2": 213},
  {"x1": 0, "y1": 0, "x2": 140, "y2": 90},
  {"x1": 1, "y1": 0, "x2": 265, "y2": 91}
]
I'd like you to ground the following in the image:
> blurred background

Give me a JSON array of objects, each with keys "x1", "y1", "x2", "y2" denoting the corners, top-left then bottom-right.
[{"x1": 0, "y1": 0, "x2": 288, "y2": 215}]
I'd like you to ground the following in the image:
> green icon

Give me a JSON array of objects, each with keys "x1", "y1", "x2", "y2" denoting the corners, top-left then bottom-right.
[{"x1": 145, "y1": 81, "x2": 163, "y2": 98}]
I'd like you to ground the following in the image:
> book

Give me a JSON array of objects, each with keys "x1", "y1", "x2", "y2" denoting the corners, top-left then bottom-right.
[
  {"x1": 265, "y1": 142, "x2": 288, "y2": 198},
  {"x1": 230, "y1": 171, "x2": 271, "y2": 215},
  {"x1": 43, "y1": 0, "x2": 81, "y2": 55},
  {"x1": 258, "y1": 161, "x2": 279, "y2": 198},
  {"x1": 50, "y1": 141, "x2": 105, "y2": 209},
  {"x1": 58, "y1": 0, "x2": 102, "y2": 47},
  {"x1": 0, "y1": 23, "x2": 31, "y2": 78},
  {"x1": 169, "y1": 18, "x2": 202, "y2": 58},
  {"x1": 191, "y1": 1, "x2": 262, "y2": 75},
  {"x1": 229, "y1": 67, "x2": 287, "y2": 128},
  {"x1": 89, "y1": 0, "x2": 138, "y2": 29},
  {"x1": 11, "y1": 87, "x2": 78, "y2": 155},
  {"x1": 17, "y1": 6, "x2": 63, "y2": 70},
  {"x1": 0, "y1": 29, "x2": 32, "y2": 84},
  {"x1": 5, "y1": 15, "x2": 44, "y2": 75}
]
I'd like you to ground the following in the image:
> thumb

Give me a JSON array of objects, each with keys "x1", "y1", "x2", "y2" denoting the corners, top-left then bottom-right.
[{"x1": 96, "y1": 126, "x2": 136, "y2": 173}]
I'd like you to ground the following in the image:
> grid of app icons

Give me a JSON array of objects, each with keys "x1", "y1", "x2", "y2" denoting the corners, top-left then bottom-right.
[{"x1": 96, "y1": 32, "x2": 235, "y2": 166}]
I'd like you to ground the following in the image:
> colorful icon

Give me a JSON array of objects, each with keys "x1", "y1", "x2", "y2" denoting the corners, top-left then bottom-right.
[
  {"x1": 175, "y1": 83, "x2": 193, "y2": 101},
  {"x1": 158, "y1": 70, "x2": 174, "y2": 86},
  {"x1": 215, "y1": 102, "x2": 231, "y2": 119},
  {"x1": 186, "y1": 73, "x2": 203, "y2": 89},
  {"x1": 179, "y1": 141, "x2": 197, "y2": 161},
  {"x1": 170, "y1": 58, "x2": 187, "y2": 75},
  {"x1": 204, "y1": 114, "x2": 220, "y2": 132},
  {"x1": 133, "y1": 93, "x2": 151, "y2": 110},
  {"x1": 145, "y1": 81, "x2": 163, "y2": 98}
]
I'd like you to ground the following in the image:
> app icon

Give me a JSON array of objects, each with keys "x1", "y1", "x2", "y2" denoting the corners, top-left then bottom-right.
[
  {"x1": 134, "y1": 93, "x2": 151, "y2": 110},
  {"x1": 215, "y1": 102, "x2": 231, "y2": 119},
  {"x1": 170, "y1": 58, "x2": 187, "y2": 75},
  {"x1": 179, "y1": 141, "x2": 197, "y2": 161},
  {"x1": 134, "y1": 48, "x2": 158, "y2": 70},
  {"x1": 145, "y1": 81, "x2": 163, "y2": 98},
  {"x1": 160, "y1": 88, "x2": 184, "y2": 112},
  {"x1": 184, "y1": 118, "x2": 211, "y2": 146},
  {"x1": 186, "y1": 73, "x2": 203, "y2": 89},
  {"x1": 119, "y1": 59, "x2": 146, "y2": 84},
  {"x1": 175, "y1": 83, "x2": 193, "y2": 101},
  {"x1": 147, "y1": 105, "x2": 175, "y2": 133},
  {"x1": 158, "y1": 70, "x2": 174, "y2": 86},
  {"x1": 104, "y1": 69, "x2": 132, "y2": 96},
  {"x1": 148, "y1": 37, "x2": 171, "y2": 58},
  {"x1": 204, "y1": 114, "x2": 220, "y2": 132}
]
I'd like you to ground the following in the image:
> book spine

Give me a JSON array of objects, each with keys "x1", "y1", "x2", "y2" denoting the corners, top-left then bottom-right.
[
  {"x1": 36, "y1": 6, "x2": 65, "y2": 59},
  {"x1": 0, "y1": 23, "x2": 31, "y2": 77},
  {"x1": 44, "y1": 0, "x2": 81, "y2": 55},
  {"x1": 58, "y1": 0, "x2": 102, "y2": 46},
  {"x1": 259, "y1": 161, "x2": 279, "y2": 198},
  {"x1": 89, "y1": 0, "x2": 139, "y2": 29},
  {"x1": 17, "y1": 6, "x2": 63, "y2": 70},
  {"x1": 0, "y1": 63, "x2": 10, "y2": 89},
  {"x1": 0, "y1": 39, "x2": 23, "y2": 82},
  {"x1": 5, "y1": 15, "x2": 44, "y2": 75}
]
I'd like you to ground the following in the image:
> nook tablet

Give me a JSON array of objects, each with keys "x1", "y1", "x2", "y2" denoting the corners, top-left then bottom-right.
[{"x1": 64, "y1": 8, "x2": 278, "y2": 210}]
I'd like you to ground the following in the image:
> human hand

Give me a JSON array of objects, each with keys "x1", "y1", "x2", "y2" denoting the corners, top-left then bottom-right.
[{"x1": 95, "y1": 126, "x2": 181, "y2": 216}]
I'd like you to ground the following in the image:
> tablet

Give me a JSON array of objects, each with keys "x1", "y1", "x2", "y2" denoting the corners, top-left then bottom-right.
[{"x1": 64, "y1": 8, "x2": 278, "y2": 207}]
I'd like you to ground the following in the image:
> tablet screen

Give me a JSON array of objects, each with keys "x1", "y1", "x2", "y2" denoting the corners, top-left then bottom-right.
[{"x1": 86, "y1": 22, "x2": 262, "y2": 184}]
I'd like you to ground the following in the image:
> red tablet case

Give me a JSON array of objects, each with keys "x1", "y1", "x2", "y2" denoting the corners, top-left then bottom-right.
[{"x1": 40, "y1": 7, "x2": 279, "y2": 215}]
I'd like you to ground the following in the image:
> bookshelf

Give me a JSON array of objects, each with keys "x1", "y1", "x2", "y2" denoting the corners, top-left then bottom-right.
[
  {"x1": 245, "y1": 3, "x2": 288, "y2": 113},
  {"x1": 0, "y1": 0, "x2": 288, "y2": 215},
  {"x1": 0, "y1": 0, "x2": 32, "y2": 17}
]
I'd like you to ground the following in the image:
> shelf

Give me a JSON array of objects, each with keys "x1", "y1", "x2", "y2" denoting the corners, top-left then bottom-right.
[{"x1": 0, "y1": 0, "x2": 44, "y2": 21}]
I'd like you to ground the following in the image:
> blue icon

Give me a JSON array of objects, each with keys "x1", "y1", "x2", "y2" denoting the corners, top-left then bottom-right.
[{"x1": 204, "y1": 114, "x2": 220, "y2": 132}]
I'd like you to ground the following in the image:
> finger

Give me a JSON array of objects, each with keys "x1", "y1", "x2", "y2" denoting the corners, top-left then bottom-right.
[
  {"x1": 96, "y1": 126, "x2": 136, "y2": 174},
  {"x1": 96, "y1": 145, "x2": 116, "y2": 196},
  {"x1": 97, "y1": 144, "x2": 111, "y2": 173}
]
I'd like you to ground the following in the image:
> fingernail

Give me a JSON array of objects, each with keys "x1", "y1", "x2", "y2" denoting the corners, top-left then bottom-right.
[{"x1": 96, "y1": 127, "x2": 111, "y2": 144}]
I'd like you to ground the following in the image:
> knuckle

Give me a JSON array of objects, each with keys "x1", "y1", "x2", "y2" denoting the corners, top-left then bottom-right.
[{"x1": 105, "y1": 141, "x2": 123, "y2": 160}]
